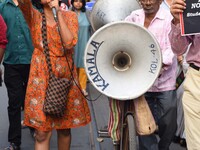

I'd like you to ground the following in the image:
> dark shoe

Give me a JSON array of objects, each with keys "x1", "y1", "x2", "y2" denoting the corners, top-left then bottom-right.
[
  {"x1": 4, "y1": 143, "x2": 20, "y2": 150},
  {"x1": 173, "y1": 136, "x2": 181, "y2": 143},
  {"x1": 180, "y1": 138, "x2": 187, "y2": 148}
]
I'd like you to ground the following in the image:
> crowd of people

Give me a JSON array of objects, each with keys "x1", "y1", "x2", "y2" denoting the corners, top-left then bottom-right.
[
  {"x1": 0, "y1": 0, "x2": 199, "y2": 150},
  {"x1": 108, "y1": 0, "x2": 177, "y2": 149},
  {"x1": 0, "y1": 0, "x2": 91, "y2": 150}
]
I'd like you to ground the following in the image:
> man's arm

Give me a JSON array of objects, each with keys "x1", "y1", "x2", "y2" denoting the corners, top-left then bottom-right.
[
  {"x1": 0, "y1": 48, "x2": 4, "y2": 86},
  {"x1": 0, "y1": 48, "x2": 5, "y2": 64},
  {"x1": 170, "y1": 0, "x2": 186, "y2": 26},
  {"x1": 169, "y1": 0, "x2": 190, "y2": 56}
]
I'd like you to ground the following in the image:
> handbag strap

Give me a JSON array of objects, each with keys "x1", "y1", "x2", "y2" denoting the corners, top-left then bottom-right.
[
  {"x1": 41, "y1": 11, "x2": 74, "y2": 78},
  {"x1": 41, "y1": 11, "x2": 54, "y2": 75}
]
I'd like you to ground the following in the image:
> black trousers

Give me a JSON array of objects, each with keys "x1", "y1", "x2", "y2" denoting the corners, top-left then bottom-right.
[
  {"x1": 139, "y1": 90, "x2": 177, "y2": 150},
  {"x1": 4, "y1": 64, "x2": 30, "y2": 146}
]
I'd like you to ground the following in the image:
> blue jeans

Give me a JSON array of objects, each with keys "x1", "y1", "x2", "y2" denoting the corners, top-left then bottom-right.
[{"x1": 139, "y1": 90, "x2": 177, "y2": 150}]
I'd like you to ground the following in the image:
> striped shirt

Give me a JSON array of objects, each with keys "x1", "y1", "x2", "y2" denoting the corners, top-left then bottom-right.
[{"x1": 125, "y1": 7, "x2": 177, "y2": 92}]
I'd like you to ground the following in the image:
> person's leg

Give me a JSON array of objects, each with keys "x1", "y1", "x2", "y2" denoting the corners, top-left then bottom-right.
[
  {"x1": 138, "y1": 94, "x2": 158, "y2": 150},
  {"x1": 19, "y1": 64, "x2": 30, "y2": 110},
  {"x1": 157, "y1": 90, "x2": 177, "y2": 150},
  {"x1": 182, "y1": 67, "x2": 200, "y2": 150},
  {"x1": 179, "y1": 131, "x2": 187, "y2": 147},
  {"x1": 175, "y1": 83, "x2": 185, "y2": 139},
  {"x1": 139, "y1": 91, "x2": 177, "y2": 150},
  {"x1": 57, "y1": 129, "x2": 71, "y2": 150},
  {"x1": 34, "y1": 130, "x2": 52, "y2": 150},
  {"x1": 139, "y1": 135, "x2": 158, "y2": 150},
  {"x1": 4, "y1": 64, "x2": 28, "y2": 147},
  {"x1": 19, "y1": 64, "x2": 31, "y2": 130}
]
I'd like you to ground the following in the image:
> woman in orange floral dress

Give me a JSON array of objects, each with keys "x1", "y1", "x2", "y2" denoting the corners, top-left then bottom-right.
[{"x1": 18, "y1": 0, "x2": 91, "y2": 149}]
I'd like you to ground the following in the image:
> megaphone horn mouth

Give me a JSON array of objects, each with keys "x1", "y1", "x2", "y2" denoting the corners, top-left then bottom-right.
[
  {"x1": 84, "y1": 22, "x2": 162, "y2": 100},
  {"x1": 112, "y1": 51, "x2": 132, "y2": 72}
]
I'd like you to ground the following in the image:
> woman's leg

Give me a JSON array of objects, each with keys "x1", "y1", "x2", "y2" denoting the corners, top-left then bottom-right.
[
  {"x1": 34, "y1": 130, "x2": 52, "y2": 150},
  {"x1": 57, "y1": 129, "x2": 71, "y2": 150}
]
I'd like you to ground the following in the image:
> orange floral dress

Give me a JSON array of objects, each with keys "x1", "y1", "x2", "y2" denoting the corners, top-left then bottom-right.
[{"x1": 19, "y1": 1, "x2": 91, "y2": 131}]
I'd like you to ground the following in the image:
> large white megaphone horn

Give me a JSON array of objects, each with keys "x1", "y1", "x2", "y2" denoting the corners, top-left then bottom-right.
[
  {"x1": 89, "y1": 0, "x2": 141, "y2": 31},
  {"x1": 84, "y1": 22, "x2": 162, "y2": 100}
]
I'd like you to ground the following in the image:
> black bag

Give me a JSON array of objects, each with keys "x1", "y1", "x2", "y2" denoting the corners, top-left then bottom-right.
[{"x1": 41, "y1": 11, "x2": 73, "y2": 118}]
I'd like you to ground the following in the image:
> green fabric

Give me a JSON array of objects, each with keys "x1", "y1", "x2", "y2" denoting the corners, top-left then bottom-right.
[
  {"x1": 0, "y1": 0, "x2": 33, "y2": 64},
  {"x1": 74, "y1": 12, "x2": 90, "y2": 68}
]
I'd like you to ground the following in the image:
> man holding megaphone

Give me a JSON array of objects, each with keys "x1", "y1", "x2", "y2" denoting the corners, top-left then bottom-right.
[{"x1": 108, "y1": 0, "x2": 178, "y2": 149}]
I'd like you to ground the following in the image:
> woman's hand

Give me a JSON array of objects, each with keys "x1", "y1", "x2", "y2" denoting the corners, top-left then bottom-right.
[
  {"x1": 47, "y1": 0, "x2": 60, "y2": 10},
  {"x1": 170, "y1": 0, "x2": 186, "y2": 25}
]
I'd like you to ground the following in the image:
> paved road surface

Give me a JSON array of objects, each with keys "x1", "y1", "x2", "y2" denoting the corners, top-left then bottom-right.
[{"x1": 0, "y1": 79, "x2": 186, "y2": 150}]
